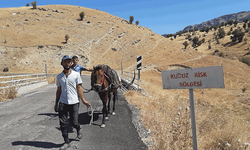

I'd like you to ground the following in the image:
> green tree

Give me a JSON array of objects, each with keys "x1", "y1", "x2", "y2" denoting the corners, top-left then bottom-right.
[
  {"x1": 31, "y1": 1, "x2": 37, "y2": 9},
  {"x1": 217, "y1": 28, "x2": 225, "y2": 39},
  {"x1": 194, "y1": 27, "x2": 199, "y2": 31},
  {"x1": 213, "y1": 25, "x2": 218, "y2": 31},
  {"x1": 183, "y1": 41, "x2": 189, "y2": 49},
  {"x1": 192, "y1": 37, "x2": 199, "y2": 48},
  {"x1": 227, "y1": 20, "x2": 234, "y2": 26},
  {"x1": 231, "y1": 29, "x2": 245, "y2": 43},
  {"x1": 79, "y1": 12, "x2": 85, "y2": 21},
  {"x1": 243, "y1": 23, "x2": 247, "y2": 30},
  {"x1": 135, "y1": 20, "x2": 139, "y2": 25},
  {"x1": 234, "y1": 20, "x2": 239, "y2": 27},
  {"x1": 243, "y1": 18, "x2": 249, "y2": 23},
  {"x1": 129, "y1": 16, "x2": 134, "y2": 24},
  {"x1": 205, "y1": 27, "x2": 210, "y2": 33}
]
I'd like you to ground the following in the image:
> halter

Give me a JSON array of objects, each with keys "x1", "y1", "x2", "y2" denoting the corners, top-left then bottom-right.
[{"x1": 98, "y1": 71, "x2": 112, "y2": 93}]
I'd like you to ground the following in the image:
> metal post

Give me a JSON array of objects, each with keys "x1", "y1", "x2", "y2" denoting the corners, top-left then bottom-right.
[
  {"x1": 189, "y1": 89, "x2": 198, "y2": 150},
  {"x1": 11, "y1": 77, "x2": 13, "y2": 86},
  {"x1": 45, "y1": 64, "x2": 47, "y2": 76},
  {"x1": 121, "y1": 62, "x2": 123, "y2": 76}
]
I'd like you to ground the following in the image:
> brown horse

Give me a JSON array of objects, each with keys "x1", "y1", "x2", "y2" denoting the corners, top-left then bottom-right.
[{"x1": 91, "y1": 65, "x2": 135, "y2": 128}]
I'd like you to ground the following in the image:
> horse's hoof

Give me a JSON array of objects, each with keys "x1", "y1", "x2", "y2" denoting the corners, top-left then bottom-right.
[
  {"x1": 105, "y1": 117, "x2": 109, "y2": 120},
  {"x1": 112, "y1": 112, "x2": 116, "y2": 115},
  {"x1": 101, "y1": 124, "x2": 106, "y2": 128}
]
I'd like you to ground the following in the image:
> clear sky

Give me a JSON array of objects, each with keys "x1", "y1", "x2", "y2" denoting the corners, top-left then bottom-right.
[{"x1": 1, "y1": 0, "x2": 250, "y2": 35}]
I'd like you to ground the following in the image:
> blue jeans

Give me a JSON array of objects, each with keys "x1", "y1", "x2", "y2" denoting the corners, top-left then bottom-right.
[{"x1": 58, "y1": 102, "x2": 80, "y2": 143}]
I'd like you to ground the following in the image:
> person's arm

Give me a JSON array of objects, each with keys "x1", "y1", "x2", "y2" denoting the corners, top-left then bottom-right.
[
  {"x1": 85, "y1": 68, "x2": 94, "y2": 71},
  {"x1": 77, "y1": 84, "x2": 90, "y2": 106},
  {"x1": 54, "y1": 86, "x2": 61, "y2": 112}
]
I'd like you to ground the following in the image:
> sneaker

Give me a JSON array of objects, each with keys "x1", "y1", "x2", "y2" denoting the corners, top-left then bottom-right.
[
  {"x1": 77, "y1": 129, "x2": 82, "y2": 139},
  {"x1": 59, "y1": 143, "x2": 70, "y2": 150}
]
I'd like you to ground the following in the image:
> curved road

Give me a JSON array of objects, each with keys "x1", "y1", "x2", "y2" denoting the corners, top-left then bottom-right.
[{"x1": 0, "y1": 75, "x2": 147, "y2": 150}]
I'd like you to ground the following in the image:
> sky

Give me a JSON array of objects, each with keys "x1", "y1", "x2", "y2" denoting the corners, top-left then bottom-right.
[{"x1": 1, "y1": 0, "x2": 250, "y2": 35}]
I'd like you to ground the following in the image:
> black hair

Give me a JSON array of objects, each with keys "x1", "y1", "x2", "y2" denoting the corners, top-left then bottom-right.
[{"x1": 72, "y1": 55, "x2": 78, "y2": 59}]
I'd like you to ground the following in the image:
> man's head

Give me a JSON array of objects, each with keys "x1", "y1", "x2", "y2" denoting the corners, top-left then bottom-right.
[
  {"x1": 72, "y1": 55, "x2": 79, "y2": 66},
  {"x1": 61, "y1": 55, "x2": 72, "y2": 70}
]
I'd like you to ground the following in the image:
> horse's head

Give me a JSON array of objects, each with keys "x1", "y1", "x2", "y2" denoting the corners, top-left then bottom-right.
[{"x1": 91, "y1": 65, "x2": 104, "y2": 92}]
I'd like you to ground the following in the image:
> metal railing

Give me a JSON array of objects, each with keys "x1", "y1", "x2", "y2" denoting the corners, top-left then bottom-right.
[
  {"x1": 0, "y1": 73, "x2": 47, "y2": 89},
  {"x1": 121, "y1": 70, "x2": 140, "y2": 89}
]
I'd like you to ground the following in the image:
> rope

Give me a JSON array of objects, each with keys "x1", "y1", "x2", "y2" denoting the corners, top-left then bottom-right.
[{"x1": 87, "y1": 104, "x2": 94, "y2": 126}]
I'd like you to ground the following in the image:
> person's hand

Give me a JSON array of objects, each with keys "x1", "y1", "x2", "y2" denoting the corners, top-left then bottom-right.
[
  {"x1": 83, "y1": 101, "x2": 90, "y2": 107},
  {"x1": 54, "y1": 104, "x2": 58, "y2": 112}
]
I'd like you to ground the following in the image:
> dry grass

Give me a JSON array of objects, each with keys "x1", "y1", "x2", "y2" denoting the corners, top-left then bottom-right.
[
  {"x1": 125, "y1": 68, "x2": 250, "y2": 149},
  {"x1": 46, "y1": 76, "x2": 56, "y2": 84},
  {"x1": 0, "y1": 87, "x2": 17, "y2": 102}
]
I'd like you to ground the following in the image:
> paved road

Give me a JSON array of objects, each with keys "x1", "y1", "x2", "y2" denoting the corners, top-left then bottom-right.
[{"x1": 0, "y1": 75, "x2": 147, "y2": 150}]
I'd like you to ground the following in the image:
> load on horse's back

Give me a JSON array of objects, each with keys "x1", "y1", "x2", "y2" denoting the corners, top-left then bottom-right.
[{"x1": 91, "y1": 64, "x2": 135, "y2": 128}]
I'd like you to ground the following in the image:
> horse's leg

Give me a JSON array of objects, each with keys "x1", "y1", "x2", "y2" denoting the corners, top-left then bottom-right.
[
  {"x1": 112, "y1": 89, "x2": 117, "y2": 115},
  {"x1": 107, "y1": 92, "x2": 111, "y2": 114},
  {"x1": 100, "y1": 93, "x2": 109, "y2": 128}
]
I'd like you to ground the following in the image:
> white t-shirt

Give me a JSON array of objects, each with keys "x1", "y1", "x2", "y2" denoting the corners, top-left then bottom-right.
[{"x1": 56, "y1": 70, "x2": 82, "y2": 104}]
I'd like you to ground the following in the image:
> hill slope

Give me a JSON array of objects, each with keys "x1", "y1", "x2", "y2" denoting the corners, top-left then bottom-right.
[{"x1": 183, "y1": 10, "x2": 250, "y2": 31}]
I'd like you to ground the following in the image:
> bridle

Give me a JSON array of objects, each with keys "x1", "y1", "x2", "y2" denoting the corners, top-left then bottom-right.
[{"x1": 94, "y1": 70, "x2": 112, "y2": 93}]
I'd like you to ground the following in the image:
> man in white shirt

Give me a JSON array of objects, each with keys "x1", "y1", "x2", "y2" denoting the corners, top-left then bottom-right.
[{"x1": 54, "y1": 55, "x2": 90, "y2": 150}]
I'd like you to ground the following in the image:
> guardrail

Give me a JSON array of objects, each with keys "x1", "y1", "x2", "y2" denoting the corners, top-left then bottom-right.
[
  {"x1": 121, "y1": 71, "x2": 140, "y2": 89},
  {"x1": 0, "y1": 73, "x2": 47, "y2": 89}
]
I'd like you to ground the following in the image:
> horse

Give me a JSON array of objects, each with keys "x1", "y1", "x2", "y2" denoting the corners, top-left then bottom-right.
[{"x1": 91, "y1": 64, "x2": 135, "y2": 128}]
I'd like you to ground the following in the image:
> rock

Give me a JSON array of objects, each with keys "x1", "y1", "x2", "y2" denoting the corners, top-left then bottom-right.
[
  {"x1": 61, "y1": 11, "x2": 65, "y2": 13},
  {"x1": 87, "y1": 21, "x2": 90, "y2": 23},
  {"x1": 18, "y1": 22, "x2": 23, "y2": 26},
  {"x1": 1, "y1": 26, "x2": 5, "y2": 28},
  {"x1": 46, "y1": 14, "x2": 51, "y2": 17},
  {"x1": 111, "y1": 48, "x2": 117, "y2": 51},
  {"x1": 214, "y1": 49, "x2": 219, "y2": 53},
  {"x1": 93, "y1": 16, "x2": 96, "y2": 18},
  {"x1": 38, "y1": 45, "x2": 44, "y2": 49},
  {"x1": 25, "y1": 19, "x2": 29, "y2": 21},
  {"x1": 12, "y1": 13, "x2": 16, "y2": 15}
]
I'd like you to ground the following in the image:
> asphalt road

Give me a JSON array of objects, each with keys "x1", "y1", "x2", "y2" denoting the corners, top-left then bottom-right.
[{"x1": 0, "y1": 75, "x2": 147, "y2": 150}]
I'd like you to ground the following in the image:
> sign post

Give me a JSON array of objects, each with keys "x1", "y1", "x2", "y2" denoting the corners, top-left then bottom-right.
[
  {"x1": 137, "y1": 56, "x2": 142, "y2": 80},
  {"x1": 161, "y1": 66, "x2": 224, "y2": 150}
]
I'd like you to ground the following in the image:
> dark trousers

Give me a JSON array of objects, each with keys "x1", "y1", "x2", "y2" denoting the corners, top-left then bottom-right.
[{"x1": 58, "y1": 102, "x2": 80, "y2": 143}]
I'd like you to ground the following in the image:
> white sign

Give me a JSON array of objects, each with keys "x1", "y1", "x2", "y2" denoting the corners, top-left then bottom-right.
[{"x1": 161, "y1": 66, "x2": 224, "y2": 89}]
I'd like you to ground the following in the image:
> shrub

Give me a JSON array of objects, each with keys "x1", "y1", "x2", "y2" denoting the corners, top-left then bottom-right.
[
  {"x1": 234, "y1": 20, "x2": 239, "y2": 27},
  {"x1": 239, "y1": 57, "x2": 250, "y2": 66},
  {"x1": 31, "y1": 1, "x2": 37, "y2": 9},
  {"x1": 227, "y1": 31, "x2": 232, "y2": 35},
  {"x1": 135, "y1": 20, "x2": 139, "y2": 25},
  {"x1": 217, "y1": 28, "x2": 225, "y2": 39},
  {"x1": 231, "y1": 29, "x2": 245, "y2": 42},
  {"x1": 129, "y1": 16, "x2": 134, "y2": 24},
  {"x1": 65, "y1": 34, "x2": 69, "y2": 43},
  {"x1": 218, "y1": 52, "x2": 224, "y2": 57},
  {"x1": 227, "y1": 20, "x2": 234, "y2": 26},
  {"x1": 183, "y1": 41, "x2": 189, "y2": 49},
  {"x1": 3, "y1": 67, "x2": 9, "y2": 72},
  {"x1": 79, "y1": 11, "x2": 85, "y2": 21},
  {"x1": 26, "y1": 3, "x2": 29, "y2": 6},
  {"x1": 242, "y1": 87, "x2": 247, "y2": 94},
  {"x1": 244, "y1": 38, "x2": 248, "y2": 44},
  {"x1": 243, "y1": 18, "x2": 249, "y2": 23}
]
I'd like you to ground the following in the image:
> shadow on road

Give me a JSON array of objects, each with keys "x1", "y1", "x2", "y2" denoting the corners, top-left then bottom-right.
[
  {"x1": 79, "y1": 112, "x2": 100, "y2": 126},
  {"x1": 12, "y1": 141, "x2": 63, "y2": 149}
]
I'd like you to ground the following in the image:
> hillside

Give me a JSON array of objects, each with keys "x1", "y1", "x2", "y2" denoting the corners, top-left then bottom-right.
[
  {"x1": 183, "y1": 10, "x2": 250, "y2": 31},
  {"x1": 1, "y1": 5, "x2": 250, "y2": 149}
]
